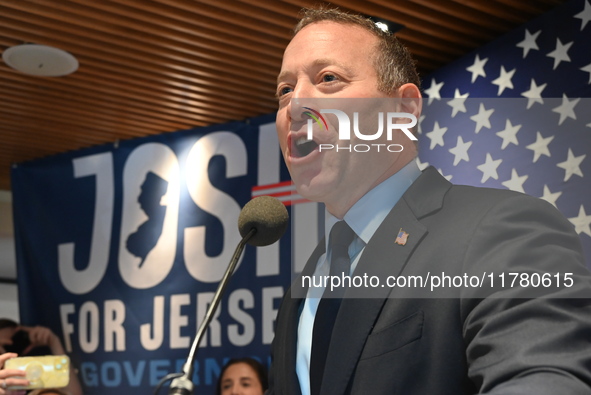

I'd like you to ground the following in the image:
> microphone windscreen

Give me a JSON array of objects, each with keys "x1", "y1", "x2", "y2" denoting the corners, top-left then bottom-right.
[{"x1": 238, "y1": 196, "x2": 289, "y2": 246}]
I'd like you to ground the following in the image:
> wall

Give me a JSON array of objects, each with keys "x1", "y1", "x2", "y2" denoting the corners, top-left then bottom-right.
[{"x1": 0, "y1": 189, "x2": 19, "y2": 321}]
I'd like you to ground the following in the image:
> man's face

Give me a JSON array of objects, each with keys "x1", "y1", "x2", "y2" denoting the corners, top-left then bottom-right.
[{"x1": 276, "y1": 22, "x2": 416, "y2": 217}]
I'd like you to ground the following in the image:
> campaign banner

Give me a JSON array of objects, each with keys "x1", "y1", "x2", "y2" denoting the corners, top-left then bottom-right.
[{"x1": 11, "y1": 114, "x2": 323, "y2": 394}]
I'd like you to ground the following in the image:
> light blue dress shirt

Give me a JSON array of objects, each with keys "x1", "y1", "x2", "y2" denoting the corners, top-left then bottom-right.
[{"x1": 295, "y1": 160, "x2": 422, "y2": 395}]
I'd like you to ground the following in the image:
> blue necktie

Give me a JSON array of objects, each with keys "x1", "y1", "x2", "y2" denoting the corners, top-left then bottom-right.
[{"x1": 310, "y1": 221, "x2": 355, "y2": 395}]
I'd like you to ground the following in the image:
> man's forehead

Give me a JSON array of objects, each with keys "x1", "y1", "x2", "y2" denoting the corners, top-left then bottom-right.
[{"x1": 277, "y1": 22, "x2": 376, "y2": 82}]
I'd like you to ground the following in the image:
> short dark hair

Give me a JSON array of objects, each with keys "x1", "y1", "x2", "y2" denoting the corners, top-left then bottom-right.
[
  {"x1": 294, "y1": 6, "x2": 421, "y2": 93},
  {"x1": 0, "y1": 318, "x2": 18, "y2": 330},
  {"x1": 216, "y1": 357, "x2": 269, "y2": 395}
]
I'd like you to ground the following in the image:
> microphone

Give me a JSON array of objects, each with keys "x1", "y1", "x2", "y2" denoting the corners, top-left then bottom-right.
[
  {"x1": 238, "y1": 195, "x2": 289, "y2": 246},
  {"x1": 163, "y1": 196, "x2": 288, "y2": 395}
]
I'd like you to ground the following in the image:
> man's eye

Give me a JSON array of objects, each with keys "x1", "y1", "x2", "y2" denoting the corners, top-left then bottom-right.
[
  {"x1": 322, "y1": 74, "x2": 338, "y2": 82},
  {"x1": 278, "y1": 86, "x2": 293, "y2": 96}
]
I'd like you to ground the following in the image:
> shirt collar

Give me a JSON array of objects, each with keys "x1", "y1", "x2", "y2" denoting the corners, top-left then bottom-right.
[{"x1": 324, "y1": 159, "x2": 421, "y2": 248}]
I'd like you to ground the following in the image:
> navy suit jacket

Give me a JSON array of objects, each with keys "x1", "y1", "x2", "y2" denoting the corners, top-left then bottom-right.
[{"x1": 268, "y1": 167, "x2": 591, "y2": 395}]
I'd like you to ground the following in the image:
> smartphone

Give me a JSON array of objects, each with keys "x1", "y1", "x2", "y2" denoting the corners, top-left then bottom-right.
[
  {"x1": 4, "y1": 355, "x2": 70, "y2": 390},
  {"x1": 3, "y1": 330, "x2": 30, "y2": 355}
]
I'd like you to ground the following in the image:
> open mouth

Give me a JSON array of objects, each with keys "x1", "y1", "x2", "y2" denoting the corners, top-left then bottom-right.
[{"x1": 292, "y1": 136, "x2": 319, "y2": 158}]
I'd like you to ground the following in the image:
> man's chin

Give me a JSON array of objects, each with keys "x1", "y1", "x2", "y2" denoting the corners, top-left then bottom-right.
[{"x1": 292, "y1": 177, "x2": 334, "y2": 204}]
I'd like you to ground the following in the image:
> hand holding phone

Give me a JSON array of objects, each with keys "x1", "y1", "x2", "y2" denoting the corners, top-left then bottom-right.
[
  {"x1": 4, "y1": 355, "x2": 70, "y2": 390},
  {"x1": 0, "y1": 353, "x2": 28, "y2": 392}
]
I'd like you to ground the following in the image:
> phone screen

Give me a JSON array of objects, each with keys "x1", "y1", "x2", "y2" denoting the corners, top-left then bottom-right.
[{"x1": 4, "y1": 330, "x2": 30, "y2": 355}]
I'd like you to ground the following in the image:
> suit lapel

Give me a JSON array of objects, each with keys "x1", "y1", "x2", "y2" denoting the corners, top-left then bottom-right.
[
  {"x1": 274, "y1": 285, "x2": 303, "y2": 395},
  {"x1": 319, "y1": 167, "x2": 451, "y2": 395},
  {"x1": 276, "y1": 238, "x2": 326, "y2": 395}
]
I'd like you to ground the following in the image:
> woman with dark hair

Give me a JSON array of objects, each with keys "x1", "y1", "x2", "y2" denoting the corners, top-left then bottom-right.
[
  {"x1": 216, "y1": 357, "x2": 268, "y2": 395},
  {"x1": 0, "y1": 318, "x2": 82, "y2": 395},
  {"x1": 0, "y1": 319, "x2": 20, "y2": 355}
]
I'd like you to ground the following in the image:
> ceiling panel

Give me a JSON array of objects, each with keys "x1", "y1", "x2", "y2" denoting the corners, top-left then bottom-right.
[{"x1": 0, "y1": 0, "x2": 565, "y2": 190}]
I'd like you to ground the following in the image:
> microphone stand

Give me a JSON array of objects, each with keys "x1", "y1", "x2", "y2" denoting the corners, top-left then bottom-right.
[{"x1": 161, "y1": 227, "x2": 257, "y2": 395}]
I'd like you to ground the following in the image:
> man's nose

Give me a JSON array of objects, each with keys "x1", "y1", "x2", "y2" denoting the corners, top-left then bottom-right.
[
  {"x1": 287, "y1": 81, "x2": 315, "y2": 123},
  {"x1": 291, "y1": 78, "x2": 315, "y2": 99},
  {"x1": 287, "y1": 98, "x2": 306, "y2": 124}
]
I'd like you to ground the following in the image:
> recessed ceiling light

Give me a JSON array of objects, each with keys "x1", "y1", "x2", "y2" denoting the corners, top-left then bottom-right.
[{"x1": 2, "y1": 44, "x2": 79, "y2": 77}]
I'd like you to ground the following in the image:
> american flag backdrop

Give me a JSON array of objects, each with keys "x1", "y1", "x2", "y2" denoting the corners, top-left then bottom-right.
[{"x1": 418, "y1": 0, "x2": 591, "y2": 267}]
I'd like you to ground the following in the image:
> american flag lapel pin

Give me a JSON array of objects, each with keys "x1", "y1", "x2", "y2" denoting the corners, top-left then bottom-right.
[{"x1": 395, "y1": 228, "x2": 409, "y2": 246}]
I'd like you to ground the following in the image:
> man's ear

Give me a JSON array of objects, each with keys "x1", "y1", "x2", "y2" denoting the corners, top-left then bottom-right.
[{"x1": 397, "y1": 83, "x2": 422, "y2": 119}]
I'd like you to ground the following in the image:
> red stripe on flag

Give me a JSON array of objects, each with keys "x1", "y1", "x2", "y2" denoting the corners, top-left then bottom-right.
[{"x1": 252, "y1": 180, "x2": 293, "y2": 191}]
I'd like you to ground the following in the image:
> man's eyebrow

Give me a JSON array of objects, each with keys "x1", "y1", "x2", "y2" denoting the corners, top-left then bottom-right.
[
  {"x1": 276, "y1": 58, "x2": 354, "y2": 84},
  {"x1": 310, "y1": 58, "x2": 352, "y2": 73},
  {"x1": 277, "y1": 70, "x2": 292, "y2": 85}
]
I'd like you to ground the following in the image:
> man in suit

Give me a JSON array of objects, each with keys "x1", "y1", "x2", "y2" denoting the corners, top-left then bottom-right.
[{"x1": 270, "y1": 7, "x2": 591, "y2": 395}]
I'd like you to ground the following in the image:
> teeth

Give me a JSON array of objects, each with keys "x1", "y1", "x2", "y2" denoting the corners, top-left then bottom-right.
[
  {"x1": 296, "y1": 136, "x2": 311, "y2": 146},
  {"x1": 294, "y1": 136, "x2": 318, "y2": 157}
]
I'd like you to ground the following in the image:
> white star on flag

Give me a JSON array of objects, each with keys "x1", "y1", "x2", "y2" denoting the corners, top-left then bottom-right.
[
  {"x1": 424, "y1": 78, "x2": 443, "y2": 104},
  {"x1": 546, "y1": 38, "x2": 573, "y2": 70},
  {"x1": 574, "y1": 0, "x2": 591, "y2": 30},
  {"x1": 477, "y1": 153, "x2": 503, "y2": 183},
  {"x1": 426, "y1": 121, "x2": 448, "y2": 149},
  {"x1": 568, "y1": 205, "x2": 591, "y2": 237},
  {"x1": 447, "y1": 89, "x2": 469, "y2": 117},
  {"x1": 521, "y1": 79, "x2": 546, "y2": 109},
  {"x1": 581, "y1": 62, "x2": 591, "y2": 84},
  {"x1": 417, "y1": 114, "x2": 426, "y2": 134},
  {"x1": 470, "y1": 103, "x2": 495, "y2": 133},
  {"x1": 526, "y1": 132, "x2": 554, "y2": 163},
  {"x1": 491, "y1": 66, "x2": 516, "y2": 95},
  {"x1": 516, "y1": 29, "x2": 541, "y2": 58},
  {"x1": 449, "y1": 136, "x2": 472, "y2": 166},
  {"x1": 415, "y1": 157, "x2": 429, "y2": 171},
  {"x1": 552, "y1": 94, "x2": 580, "y2": 125},
  {"x1": 437, "y1": 169, "x2": 453, "y2": 181},
  {"x1": 540, "y1": 185, "x2": 562, "y2": 207},
  {"x1": 501, "y1": 169, "x2": 528, "y2": 193},
  {"x1": 496, "y1": 119, "x2": 521, "y2": 149},
  {"x1": 466, "y1": 54, "x2": 488, "y2": 83},
  {"x1": 556, "y1": 149, "x2": 586, "y2": 181}
]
